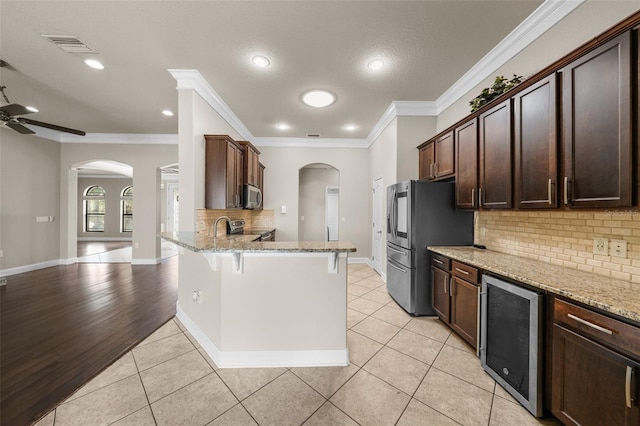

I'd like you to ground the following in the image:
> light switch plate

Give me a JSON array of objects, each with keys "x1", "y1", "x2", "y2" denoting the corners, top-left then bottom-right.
[
  {"x1": 611, "y1": 239, "x2": 627, "y2": 258},
  {"x1": 593, "y1": 238, "x2": 608, "y2": 255}
]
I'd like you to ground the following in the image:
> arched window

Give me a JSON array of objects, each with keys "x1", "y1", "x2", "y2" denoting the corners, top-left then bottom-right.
[
  {"x1": 84, "y1": 185, "x2": 106, "y2": 232},
  {"x1": 121, "y1": 186, "x2": 133, "y2": 232}
]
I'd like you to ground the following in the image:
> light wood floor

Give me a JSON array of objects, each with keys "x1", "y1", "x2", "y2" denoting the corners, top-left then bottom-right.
[{"x1": 0, "y1": 257, "x2": 178, "y2": 426}]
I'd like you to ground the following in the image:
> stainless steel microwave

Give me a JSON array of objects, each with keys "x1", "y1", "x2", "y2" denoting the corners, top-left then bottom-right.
[{"x1": 243, "y1": 184, "x2": 262, "y2": 209}]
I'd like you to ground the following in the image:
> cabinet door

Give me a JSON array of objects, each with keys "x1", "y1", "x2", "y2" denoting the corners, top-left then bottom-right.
[
  {"x1": 226, "y1": 143, "x2": 238, "y2": 208},
  {"x1": 435, "y1": 131, "x2": 455, "y2": 179},
  {"x1": 479, "y1": 100, "x2": 512, "y2": 208},
  {"x1": 432, "y1": 266, "x2": 450, "y2": 322},
  {"x1": 455, "y1": 119, "x2": 478, "y2": 209},
  {"x1": 561, "y1": 32, "x2": 632, "y2": 208},
  {"x1": 450, "y1": 276, "x2": 479, "y2": 349},
  {"x1": 552, "y1": 325, "x2": 640, "y2": 426},
  {"x1": 514, "y1": 74, "x2": 558, "y2": 208},
  {"x1": 235, "y1": 149, "x2": 244, "y2": 207},
  {"x1": 419, "y1": 142, "x2": 435, "y2": 180}
]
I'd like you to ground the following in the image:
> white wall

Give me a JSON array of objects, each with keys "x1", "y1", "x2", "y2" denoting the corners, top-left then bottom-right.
[
  {"x1": 259, "y1": 146, "x2": 370, "y2": 259},
  {"x1": 396, "y1": 116, "x2": 437, "y2": 183},
  {"x1": 0, "y1": 129, "x2": 61, "y2": 271}
]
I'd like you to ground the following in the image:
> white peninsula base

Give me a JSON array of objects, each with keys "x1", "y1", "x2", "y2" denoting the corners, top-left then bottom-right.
[{"x1": 175, "y1": 248, "x2": 350, "y2": 368}]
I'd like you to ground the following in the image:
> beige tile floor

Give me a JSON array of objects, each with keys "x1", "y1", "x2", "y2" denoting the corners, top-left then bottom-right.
[{"x1": 34, "y1": 264, "x2": 561, "y2": 426}]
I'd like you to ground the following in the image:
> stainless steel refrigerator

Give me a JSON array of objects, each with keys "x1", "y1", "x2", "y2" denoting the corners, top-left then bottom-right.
[{"x1": 387, "y1": 180, "x2": 474, "y2": 315}]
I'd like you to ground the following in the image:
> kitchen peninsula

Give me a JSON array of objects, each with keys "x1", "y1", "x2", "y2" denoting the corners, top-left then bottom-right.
[{"x1": 161, "y1": 231, "x2": 356, "y2": 368}]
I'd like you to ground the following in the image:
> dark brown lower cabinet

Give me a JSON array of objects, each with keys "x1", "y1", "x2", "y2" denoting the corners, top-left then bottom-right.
[
  {"x1": 450, "y1": 276, "x2": 479, "y2": 349},
  {"x1": 552, "y1": 325, "x2": 639, "y2": 425},
  {"x1": 432, "y1": 265, "x2": 450, "y2": 320}
]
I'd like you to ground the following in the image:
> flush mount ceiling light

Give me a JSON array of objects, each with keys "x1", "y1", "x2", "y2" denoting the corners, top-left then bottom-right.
[
  {"x1": 275, "y1": 122, "x2": 290, "y2": 130},
  {"x1": 84, "y1": 58, "x2": 104, "y2": 70},
  {"x1": 301, "y1": 90, "x2": 336, "y2": 108},
  {"x1": 252, "y1": 55, "x2": 271, "y2": 68},
  {"x1": 26, "y1": 106, "x2": 39, "y2": 113},
  {"x1": 162, "y1": 110, "x2": 174, "y2": 117},
  {"x1": 344, "y1": 124, "x2": 357, "y2": 131},
  {"x1": 367, "y1": 59, "x2": 384, "y2": 71}
]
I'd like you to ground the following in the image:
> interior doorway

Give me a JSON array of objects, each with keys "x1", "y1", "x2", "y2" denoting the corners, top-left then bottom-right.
[{"x1": 298, "y1": 164, "x2": 339, "y2": 241}]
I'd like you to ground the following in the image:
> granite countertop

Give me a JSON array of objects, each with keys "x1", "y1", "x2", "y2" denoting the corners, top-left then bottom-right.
[
  {"x1": 160, "y1": 231, "x2": 356, "y2": 253},
  {"x1": 428, "y1": 246, "x2": 640, "y2": 324}
]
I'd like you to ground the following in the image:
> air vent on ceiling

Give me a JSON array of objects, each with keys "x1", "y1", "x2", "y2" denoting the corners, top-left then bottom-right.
[
  {"x1": 41, "y1": 35, "x2": 98, "y2": 54},
  {"x1": 306, "y1": 133, "x2": 321, "y2": 138}
]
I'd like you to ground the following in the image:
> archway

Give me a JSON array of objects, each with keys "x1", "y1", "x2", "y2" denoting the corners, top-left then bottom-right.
[{"x1": 298, "y1": 163, "x2": 340, "y2": 241}]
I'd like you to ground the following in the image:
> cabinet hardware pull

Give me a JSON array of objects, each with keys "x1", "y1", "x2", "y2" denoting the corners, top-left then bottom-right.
[
  {"x1": 430, "y1": 163, "x2": 435, "y2": 178},
  {"x1": 444, "y1": 276, "x2": 447, "y2": 294},
  {"x1": 433, "y1": 258, "x2": 443, "y2": 264},
  {"x1": 434, "y1": 162, "x2": 438, "y2": 177},
  {"x1": 388, "y1": 262, "x2": 407, "y2": 273},
  {"x1": 471, "y1": 188, "x2": 475, "y2": 208},
  {"x1": 548, "y1": 179, "x2": 553, "y2": 205},
  {"x1": 388, "y1": 246, "x2": 407, "y2": 256},
  {"x1": 567, "y1": 313, "x2": 613, "y2": 335},
  {"x1": 478, "y1": 188, "x2": 483, "y2": 207},
  {"x1": 455, "y1": 267, "x2": 470, "y2": 275},
  {"x1": 449, "y1": 277, "x2": 454, "y2": 296},
  {"x1": 564, "y1": 177, "x2": 569, "y2": 205},
  {"x1": 626, "y1": 366, "x2": 633, "y2": 408}
]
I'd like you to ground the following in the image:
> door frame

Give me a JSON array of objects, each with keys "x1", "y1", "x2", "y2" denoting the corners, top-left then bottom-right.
[{"x1": 372, "y1": 177, "x2": 384, "y2": 276}]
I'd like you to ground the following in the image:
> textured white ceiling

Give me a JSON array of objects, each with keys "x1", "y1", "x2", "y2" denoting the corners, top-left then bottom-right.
[{"x1": 1, "y1": 1, "x2": 545, "y2": 139}]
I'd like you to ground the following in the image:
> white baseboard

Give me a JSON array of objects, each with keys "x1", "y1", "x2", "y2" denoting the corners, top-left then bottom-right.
[
  {"x1": 176, "y1": 303, "x2": 349, "y2": 368},
  {"x1": 0, "y1": 259, "x2": 64, "y2": 277},
  {"x1": 131, "y1": 258, "x2": 162, "y2": 265},
  {"x1": 347, "y1": 257, "x2": 370, "y2": 265},
  {"x1": 77, "y1": 237, "x2": 133, "y2": 242}
]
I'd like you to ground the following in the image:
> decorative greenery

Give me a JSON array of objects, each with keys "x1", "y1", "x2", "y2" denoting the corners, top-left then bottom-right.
[{"x1": 469, "y1": 74, "x2": 523, "y2": 112}]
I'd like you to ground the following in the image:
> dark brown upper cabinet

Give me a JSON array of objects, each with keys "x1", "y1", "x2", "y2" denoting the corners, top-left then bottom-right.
[
  {"x1": 205, "y1": 134, "x2": 244, "y2": 209},
  {"x1": 455, "y1": 119, "x2": 478, "y2": 209},
  {"x1": 418, "y1": 132, "x2": 455, "y2": 181},
  {"x1": 418, "y1": 141, "x2": 435, "y2": 180},
  {"x1": 561, "y1": 31, "x2": 632, "y2": 208},
  {"x1": 514, "y1": 74, "x2": 558, "y2": 208},
  {"x1": 479, "y1": 99, "x2": 513, "y2": 208}
]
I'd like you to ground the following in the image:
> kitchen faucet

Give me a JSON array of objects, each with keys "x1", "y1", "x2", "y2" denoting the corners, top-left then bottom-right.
[{"x1": 211, "y1": 216, "x2": 231, "y2": 238}]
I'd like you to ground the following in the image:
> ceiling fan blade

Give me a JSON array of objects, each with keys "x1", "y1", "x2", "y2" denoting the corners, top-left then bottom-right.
[
  {"x1": 20, "y1": 118, "x2": 86, "y2": 136},
  {"x1": 6, "y1": 121, "x2": 36, "y2": 134},
  {"x1": 0, "y1": 103, "x2": 32, "y2": 117}
]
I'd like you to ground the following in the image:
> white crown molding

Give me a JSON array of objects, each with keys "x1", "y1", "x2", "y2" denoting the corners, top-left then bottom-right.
[
  {"x1": 435, "y1": 0, "x2": 584, "y2": 114},
  {"x1": 365, "y1": 101, "x2": 437, "y2": 147},
  {"x1": 65, "y1": 133, "x2": 177, "y2": 144},
  {"x1": 168, "y1": 69, "x2": 254, "y2": 141},
  {"x1": 253, "y1": 137, "x2": 369, "y2": 149}
]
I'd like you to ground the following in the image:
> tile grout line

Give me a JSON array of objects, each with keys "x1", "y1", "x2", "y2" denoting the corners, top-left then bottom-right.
[{"x1": 130, "y1": 343, "x2": 159, "y2": 426}]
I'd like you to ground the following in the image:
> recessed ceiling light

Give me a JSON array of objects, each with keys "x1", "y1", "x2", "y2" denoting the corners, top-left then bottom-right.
[
  {"x1": 344, "y1": 124, "x2": 357, "y2": 131},
  {"x1": 162, "y1": 110, "x2": 174, "y2": 117},
  {"x1": 301, "y1": 90, "x2": 336, "y2": 108},
  {"x1": 84, "y1": 58, "x2": 104, "y2": 70},
  {"x1": 275, "y1": 123, "x2": 290, "y2": 130},
  {"x1": 368, "y1": 59, "x2": 384, "y2": 71},
  {"x1": 26, "y1": 106, "x2": 39, "y2": 113},
  {"x1": 252, "y1": 55, "x2": 271, "y2": 68}
]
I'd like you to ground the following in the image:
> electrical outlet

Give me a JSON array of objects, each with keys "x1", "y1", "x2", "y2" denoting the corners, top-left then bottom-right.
[
  {"x1": 480, "y1": 227, "x2": 487, "y2": 237},
  {"x1": 611, "y1": 239, "x2": 627, "y2": 258},
  {"x1": 593, "y1": 238, "x2": 608, "y2": 255},
  {"x1": 134, "y1": 243, "x2": 139, "y2": 249}
]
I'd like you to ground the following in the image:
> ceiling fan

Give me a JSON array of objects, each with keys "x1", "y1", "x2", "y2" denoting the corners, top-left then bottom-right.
[{"x1": 0, "y1": 84, "x2": 86, "y2": 136}]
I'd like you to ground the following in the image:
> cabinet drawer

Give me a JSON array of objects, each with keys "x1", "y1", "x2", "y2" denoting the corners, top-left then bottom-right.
[
  {"x1": 451, "y1": 260, "x2": 479, "y2": 283},
  {"x1": 431, "y1": 253, "x2": 450, "y2": 271},
  {"x1": 554, "y1": 298, "x2": 640, "y2": 359}
]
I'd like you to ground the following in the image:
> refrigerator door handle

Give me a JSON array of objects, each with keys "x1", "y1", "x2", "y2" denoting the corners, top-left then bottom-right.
[
  {"x1": 387, "y1": 246, "x2": 407, "y2": 256},
  {"x1": 388, "y1": 261, "x2": 408, "y2": 274}
]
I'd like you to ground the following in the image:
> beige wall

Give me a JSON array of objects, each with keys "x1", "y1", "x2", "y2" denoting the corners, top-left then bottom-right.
[
  {"x1": 77, "y1": 177, "x2": 133, "y2": 239},
  {"x1": 299, "y1": 167, "x2": 339, "y2": 241},
  {"x1": 60, "y1": 142, "x2": 177, "y2": 263},
  {"x1": 396, "y1": 116, "x2": 437, "y2": 183},
  {"x1": 0, "y1": 129, "x2": 61, "y2": 271},
  {"x1": 178, "y1": 90, "x2": 243, "y2": 232},
  {"x1": 258, "y1": 146, "x2": 370, "y2": 258},
  {"x1": 437, "y1": 2, "x2": 640, "y2": 132}
]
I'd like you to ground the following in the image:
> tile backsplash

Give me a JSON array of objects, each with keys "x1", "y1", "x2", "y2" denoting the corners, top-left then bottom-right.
[
  {"x1": 476, "y1": 210, "x2": 640, "y2": 283},
  {"x1": 196, "y1": 209, "x2": 275, "y2": 237}
]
